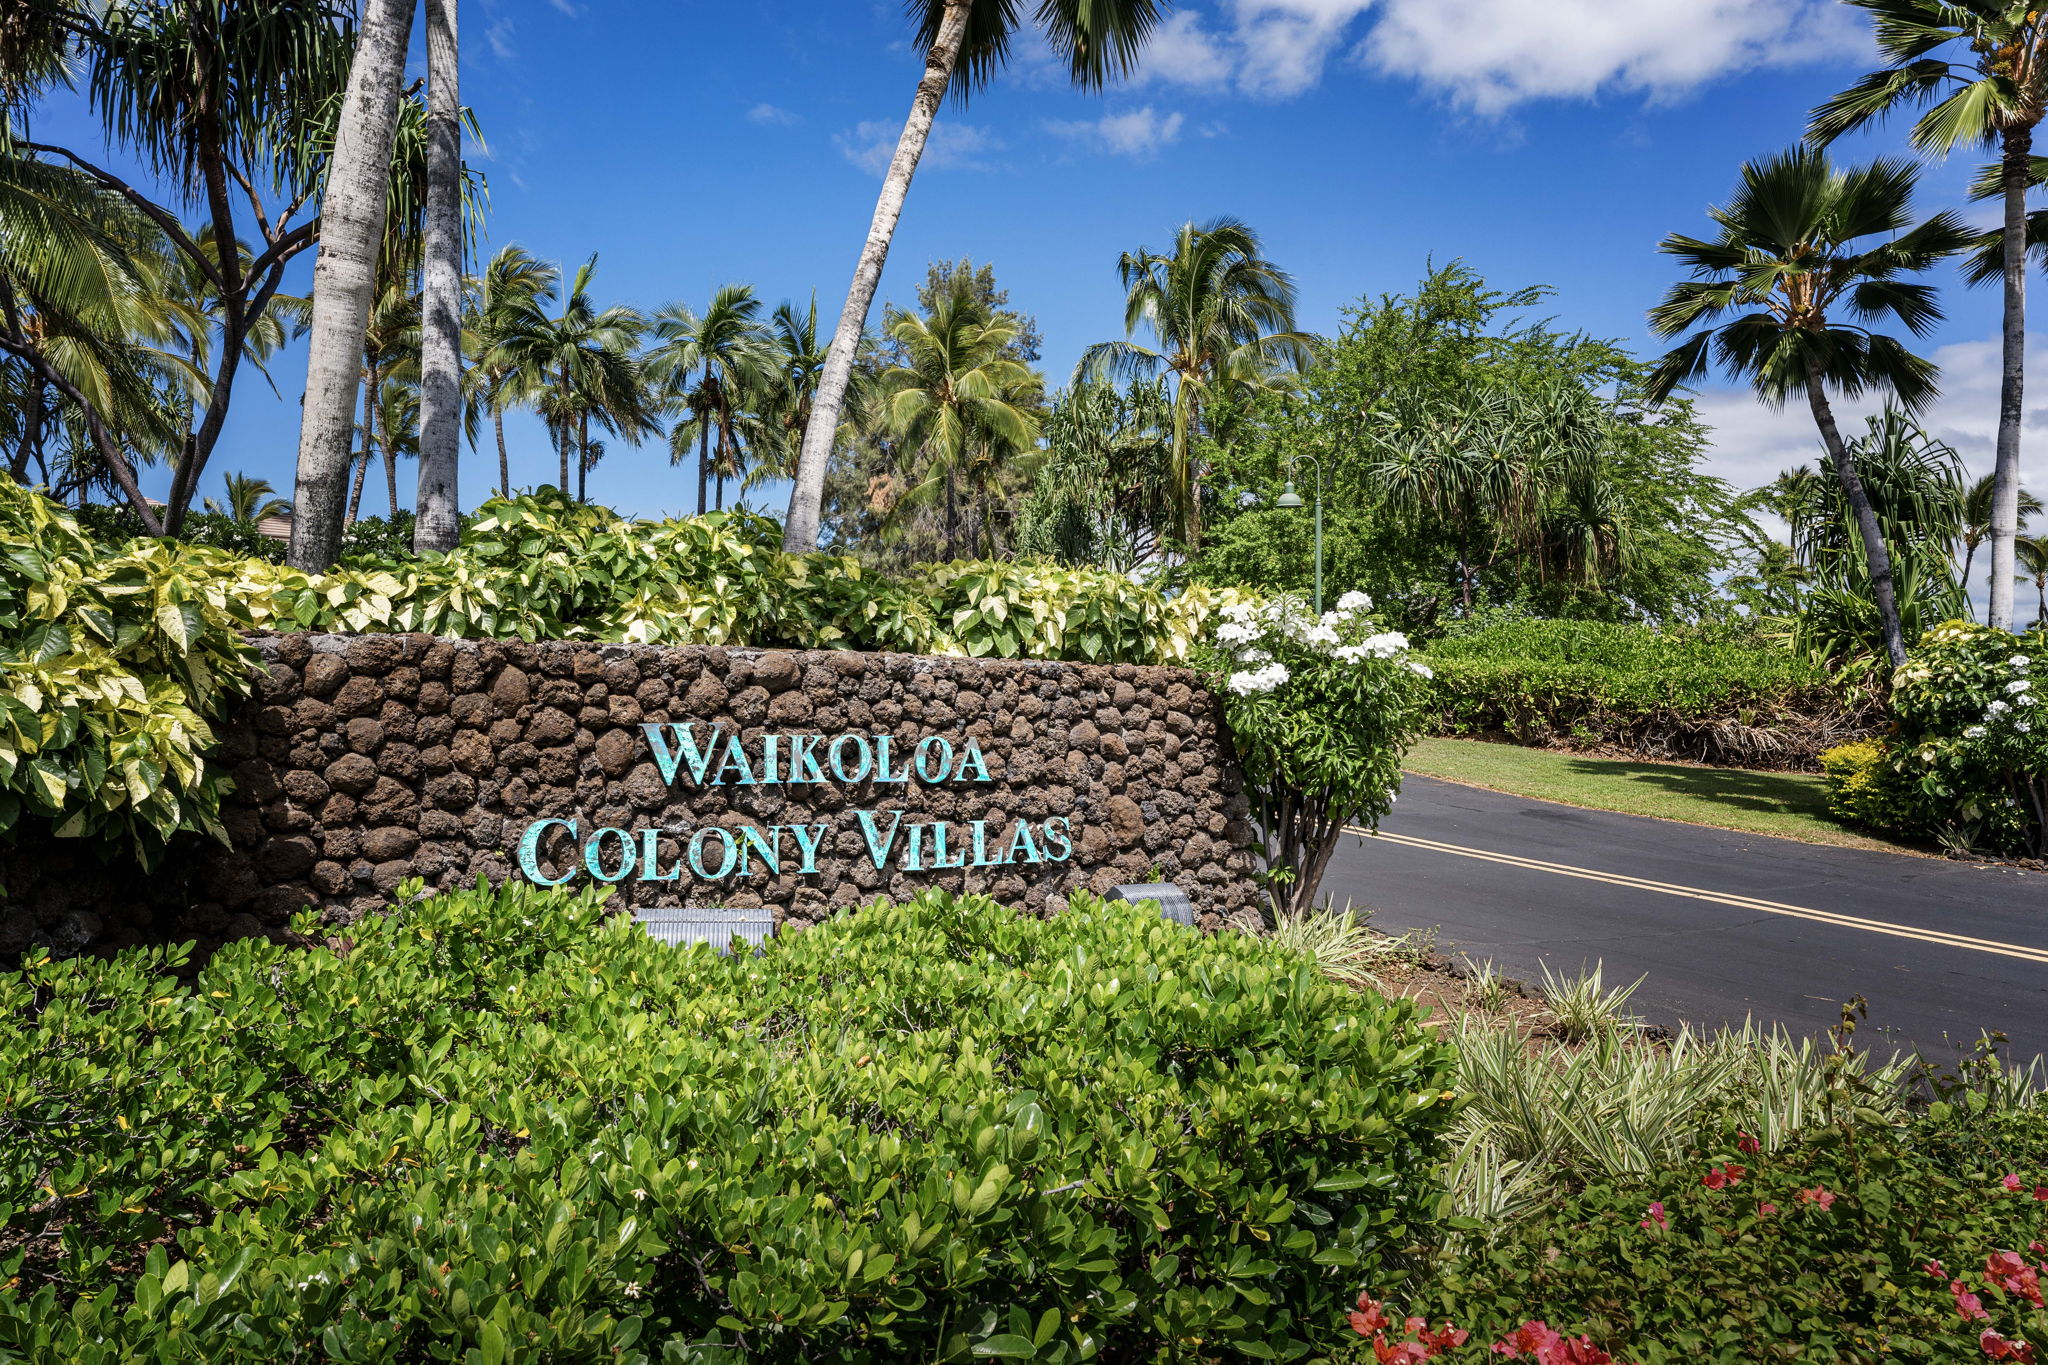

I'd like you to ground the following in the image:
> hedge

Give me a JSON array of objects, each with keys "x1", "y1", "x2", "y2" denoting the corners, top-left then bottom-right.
[
  {"x1": 0, "y1": 882, "x2": 1460, "y2": 1363},
  {"x1": 1424, "y1": 619, "x2": 1875, "y2": 769}
]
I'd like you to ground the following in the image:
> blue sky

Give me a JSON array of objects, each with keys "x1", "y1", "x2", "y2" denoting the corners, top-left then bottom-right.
[{"x1": 58, "y1": 0, "x2": 2041, "y2": 520}]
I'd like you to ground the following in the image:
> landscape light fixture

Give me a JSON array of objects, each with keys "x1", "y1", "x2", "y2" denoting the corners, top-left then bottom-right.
[{"x1": 1274, "y1": 456, "x2": 1325, "y2": 614}]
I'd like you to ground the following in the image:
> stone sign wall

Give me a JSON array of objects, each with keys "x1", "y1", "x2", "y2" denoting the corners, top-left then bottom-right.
[{"x1": 2, "y1": 633, "x2": 1260, "y2": 959}]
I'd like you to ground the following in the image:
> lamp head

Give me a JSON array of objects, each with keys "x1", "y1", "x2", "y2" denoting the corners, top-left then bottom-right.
[{"x1": 1275, "y1": 481, "x2": 1305, "y2": 509}]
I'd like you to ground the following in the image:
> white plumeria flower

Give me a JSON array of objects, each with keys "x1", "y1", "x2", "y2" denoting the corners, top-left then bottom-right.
[
  {"x1": 1337, "y1": 590, "x2": 1373, "y2": 612},
  {"x1": 1334, "y1": 644, "x2": 1370, "y2": 664},
  {"x1": 2008, "y1": 679, "x2": 2033, "y2": 695},
  {"x1": 1303, "y1": 623, "x2": 1340, "y2": 648},
  {"x1": 1214, "y1": 621, "x2": 1257, "y2": 645},
  {"x1": 2012, "y1": 655, "x2": 2032, "y2": 670},
  {"x1": 1226, "y1": 661, "x2": 1290, "y2": 695},
  {"x1": 1966, "y1": 726, "x2": 1988, "y2": 739},
  {"x1": 1361, "y1": 630, "x2": 1409, "y2": 658},
  {"x1": 1405, "y1": 660, "x2": 1434, "y2": 679},
  {"x1": 1989, "y1": 700, "x2": 2011, "y2": 715}
]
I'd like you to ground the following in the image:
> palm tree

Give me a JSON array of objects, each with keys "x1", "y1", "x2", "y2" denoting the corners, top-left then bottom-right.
[
  {"x1": 2019, "y1": 533, "x2": 2048, "y2": 625},
  {"x1": 1080, "y1": 217, "x2": 1309, "y2": 547},
  {"x1": 1645, "y1": 149, "x2": 1972, "y2": 668},
  {"x1": 414, "y1": 0, "x2": 465, "y2": 554},
  {"x1": 204, "y1": 471, "x2": 291, "y2": 522},
  {"x1": 645, "y1": 284, "x2": 771, "y2": 513},
  {"x1": 462, "y1": 245, "x2": 556, "y2": 499},
  {"x1": 287, "y1": 0, "x2": 417, "y2": 570},
  {"x1": 373, "y1": 376, "x2": 419, "y2": 519},
  {"x1": 1810, "y1": 2, "x2": 2048, "y2": 631},
  {"x1": 879, "y1": 283, "x2": 1041, "y2": 559},
  {"x1": 744, "y1": 297, "x2": 834, "y2": 491},
  {"x1": 496, "y1": 255, "x2": 650, "y2": 502},
  {"x1": 344, "y1": 278, "x2": 419, "y2": 524},
  {"x1": 1962, "y1": 472, "x2": 2044, "y2": 615},
  {"x1": 779, "y1": 0, "x2": 1168, "y2": 554}
]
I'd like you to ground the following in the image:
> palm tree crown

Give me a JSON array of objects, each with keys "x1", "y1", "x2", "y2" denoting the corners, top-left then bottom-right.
[{"x1": 645, "y1": 284, "x2": 772, "y2": 513}]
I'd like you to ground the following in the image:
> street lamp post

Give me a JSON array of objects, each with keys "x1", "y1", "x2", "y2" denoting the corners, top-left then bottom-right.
[{"x1": 1275, "y1": 454, "x2": 1326, "y2": 615}]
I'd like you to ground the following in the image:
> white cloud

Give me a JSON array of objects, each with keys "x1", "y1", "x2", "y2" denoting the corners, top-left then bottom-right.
[
  {"x1": 547, "y1": 0, "x2": 580, "y2": 15},
  {"x1": 484, "y1": 17, "x2": 515, "y2": 61},
  {"x1": 1363, "y1": 0, "x2": 1868, "y2": 113},
  {"x1": 834, "y1": 120, "x2": 1001, "y2": 176},
  {"x1": 1135, "y1": 11, "x2": 1236, "y2": 89},
  {"x1": 748, "y1": 103, "x2": 802, "y2": 127},
  {"x1": 1229, "y1": 0, "x2": 1373, "y2": 98},
  {"x1": 1047, "y1": 106, "x2": 1186, "y2": 158}
]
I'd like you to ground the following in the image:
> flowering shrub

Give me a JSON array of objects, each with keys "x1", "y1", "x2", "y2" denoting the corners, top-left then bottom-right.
[
  {"x1": 1826, "y1": 620, "x2": 2048, "y2": 855},
  {"x1": 1197, "y1": 590, "x2": 1433, "y2": 914}
]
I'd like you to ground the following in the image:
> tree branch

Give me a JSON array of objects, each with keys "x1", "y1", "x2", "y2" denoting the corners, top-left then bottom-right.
[{"x1": 15, "y1": 141, "x2": 222, "y2": 295}]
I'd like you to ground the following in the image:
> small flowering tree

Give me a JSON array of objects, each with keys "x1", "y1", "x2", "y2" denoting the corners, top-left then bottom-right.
[
  {"x1": 1197, "y1": 591, "x2": 1432, "y2": 916},
  {"x1": 1888, "y1": 620, "x2": 2048, "y2": 856}
]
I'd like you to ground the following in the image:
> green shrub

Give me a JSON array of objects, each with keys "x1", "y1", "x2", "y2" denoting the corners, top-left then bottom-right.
[
  {"x1": 1369, "y1": 1104, "x2": 2048, "y2": 1363},
  {"x1": 0, "y1": 882, "x2": 1460, "y2": 1363},
  {"x1": 1818, "y1": 738, "x2": 1936, "y2": 841},
  {"x1": 1424, "y1": 619, "x2": 1870, "y2": 769}
]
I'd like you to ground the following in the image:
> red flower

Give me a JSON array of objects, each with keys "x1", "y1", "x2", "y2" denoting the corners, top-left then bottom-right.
[
  {"x1": 1493, "y1": 1321, "x2": 1564, "y2": 1358},
  {"x1": 2004, "y1": 1174, "x2": 2024, "y2": 1192},
  {"x1": 1639, "y1": 1201, "x2": 1667, "y2": 1231},
  {"x1": 2034, "y1": 1186, "x2": 2048, "y2": 1202},
  {"x1": 1702, "y1": 1164, "x2": 1745, "y2": 1190},
  {"x1": 1756, "y1": 1202, "x2": 1778, "y2": 1216},
  {"x1": 1350, "y1": 1293, "x2": 1394, "y2": 1338},
  {"x1": 1737, "y1": 1131, "x2": 1761, "y2": 1155},
  {"x1": 1374, "y1": 1340, "x2": 1429, "y2": 1364},
  {"x1": 1796, "y1": 1186, "x2": 1836, "y2": 1210},
  {"x1": 1985, "y1": 1250, "x2": 2046, "y2": 1308},
  {"x1": 1415, "y1": 1322, "x2": 1471, "y2": 1353},
  {"x1": 1929, "y1": 1260, "x2": 1950, "y2": 1280},
  {"x1": 1983, "y1": 1328, "x2": 2041, "y2": 1362},
  {"x1": 1955, "y1": 1280, "x2": 1992, "y2": 1321}
]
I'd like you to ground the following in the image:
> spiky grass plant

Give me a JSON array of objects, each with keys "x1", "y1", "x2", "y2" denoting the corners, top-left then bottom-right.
[
  {"x1": 1266, "y1": 900, "x2": 1422, "y2": 991},
  {"x1": 1462, "y1": 958, "x2": 1518, "y2": 1013},
  {"x1": 1538, "y1": 960, "x2": 1646, "y2": 1042}
]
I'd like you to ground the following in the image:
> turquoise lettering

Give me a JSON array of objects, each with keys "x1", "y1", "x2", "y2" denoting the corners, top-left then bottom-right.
[
  {"x1": 518, "y1": 817, "x2": 577, "y2": 886},
  {"x1": 638, "y1": 828, "x2": 681, "y2": 882},
  {"x1": 643, "y1": 722, "x2": 721, "y2": 786},
  {"x1": 793, "y1": 734, "x2": 828, "y2": 783},
  {"x1": 786, "y1": 822, "x2": 827, "y2": 873},
  {"x1": 929, "y1": 820, "x2": 966, "y2": 869},
  {"x1": 874, "y1": 735, "x2": 908, "y2": 783},
  {"x1": 903, "y1": 821, "x2": 928, "y2": 872},
  {"x1": 1041, "y1": 816, "x2": 1073, "y2": 862},
  {"x1": 688, "y1": 827, "x2": 739, "y2": 880},
  {"x1": 714, "y1": 740, "x2": 757, "y2": 786},
  {"x1": 953, "y1": 740, "x2": 992, "y2": 783},
  {"x1": 853, "y1": 809, "x2": 906, "y2": 869},
  {"x1": 760, "y1": 735, "x2": 782, "y2": 785},
  {"x1": 737, "y1": 824, "x2": 780, "y2": 876},
  {"x1": 830, "y1": 734, "x2": 873, "y2": 783},
  {"x1": 1004, "y1": 819, "x2": 1044, "y2": 865},
  {"x1": 584, "y1": 827, "x2": 637, "y2": 884},
  {"x1": 913, "y1": 736, "x2": 954, "y2": 783}
]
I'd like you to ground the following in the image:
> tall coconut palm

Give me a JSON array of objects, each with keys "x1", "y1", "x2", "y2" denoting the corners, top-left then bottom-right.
[
  {"x1": 879, "y1": 284, "x2": 1040, "y2": 559},
  {"x1": 779, "y1": 0, "x2": 1169, "y2": 554},
  {"x1": 1810, "y1": 1, "x2": 2048, "y2": 631},
  {"x1": 286, "y1": 0, "x2": 416, "y2": 570},
  {"x1": 204, "y1": 471, "x2": 291, "y2": 522},
  {"x1": 1962, "y1": 472, "x2": 2044, "y2": 615},
  {"x1": 494, "y1": 255, "x2": 650, "y2": 501},
  {"x1": 744, "y1": 296, "x2": 833, "y2": 490},
  {"x1": 343, "y1": 277, "x2": 418, "y2": 524},
  {"x1": 1645, "y1": 149, "x2": 1973, "y2": 669},
  {"x1": 1080, "y1": 217, "x2": 1309, "y2": 548},
  {"x1": 414, "y1": 0, "x2": 464, "y2": 554},
  {"x1": 2019, "y1": 533, "x2": 2048, "y2": 625},
  {"x1": 462, "y1": 245, "x2": 555, "y2": 499},
  {"x1": 645, "y1": 284, "x2": 771, "y2": 513}
]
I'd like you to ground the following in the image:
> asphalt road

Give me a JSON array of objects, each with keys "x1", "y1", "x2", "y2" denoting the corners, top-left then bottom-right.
[{"x1": 1324, "y1": 775, "x2": 2048, "y2": 1062}]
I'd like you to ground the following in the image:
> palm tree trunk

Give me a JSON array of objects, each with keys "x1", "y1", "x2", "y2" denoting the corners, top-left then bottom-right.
[
  {"x1": 1807, "y1": 366, "x2": 1907, "y2": 669},
  {"x1": 1963, "y1": 541, "x2": 1980, "y2": 622},
  {"x1": 697, "y1": 411, "x2": 710, "y2": 515},
  {"x1": 413, "y1": 0, "x2": 463, "y2": 555},
  {"x1": 346, "y1": 375, "x2": 374, "y2": 526},
  {"x1": 1989, "y1": 125, "x2": 2032, "y2": 632},
  {"x1": 945, "y1": 473, "x2": 958, "y2": 560},
  {"x1": 384, "y1": 415, "x2": 400, "y2": 519},
  {"x1": 494, "y1": 403, "x2": 510, "y2": 498},
  {"x1": 578, "y1": 411, "x2": 589, "y2": 503},
  {"x1": 779, "y1": 0, "x2": 972, "y2": 553},
  {"x1": 285, "y1": 0, "x2": 417, "y2": 572}
]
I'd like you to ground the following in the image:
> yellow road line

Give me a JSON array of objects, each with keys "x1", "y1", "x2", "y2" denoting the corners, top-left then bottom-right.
[{"x1": 1347, "y1": 826, "x2": 2048, "y2": 966}]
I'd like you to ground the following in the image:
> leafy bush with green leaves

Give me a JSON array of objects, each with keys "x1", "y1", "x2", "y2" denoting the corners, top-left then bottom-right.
[
  {"x1": 1849, "y1": 619, "x2": 2048, "y2": 857},
  {"x1": 75, "y1": 504, "x2": 290, "y2": 564},
  {"x1": 1819, "y1": 738, "x2": 1935, "y2": 842},
  {"x1": 0, "y1": 881, "x2": 1460, "y2": 1364},
  {"x1": 1195, "y1": 590, "x2": 1432, "y2": 915},
  {"x1": 0, "y1": 481, "x2": 260, "y2": 865},
  {"x1": 1424, "y1": 617, "x2": 1871, "y2": 769},
  {"x1": 1357, "y1": 1103, "x2": 2048, "y2": 1364}
]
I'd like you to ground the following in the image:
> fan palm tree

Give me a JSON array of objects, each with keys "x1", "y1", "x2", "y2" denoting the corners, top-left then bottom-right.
[
  {"x1": 414, "y1": 0, "x2": 463, "y2": 555},
  {"x1": 1962, "y1": 472, "x2": 2044, "y2": 615},
  {"x1": 1081, "y1": 217, "x2": 1309, "y2": 548},
  {"x1": 779, "y1": 0, "x2": 1168, "y2": 554},
  {"x1": 644, "y1": 284, "x2": 771, "y2": 513},
  {"x1": 1810, "y1": 1, "x2": 2048, "y2": 631},
  {"x1": 879, "y1": 285, "x2": 1040, "y2": 559},
  {"x1": 2019, "y1": 533, "x2": 2048, "y2": 625},
  {"x1": 204, "y1": 471, "x2": 291, "y2": 522},
  {"x1": 462, "y1": 245, "x2": 556, "y2": 499},
  {"x1": 1646, "y1": 149, "x2": 1973, "y2": 668}
]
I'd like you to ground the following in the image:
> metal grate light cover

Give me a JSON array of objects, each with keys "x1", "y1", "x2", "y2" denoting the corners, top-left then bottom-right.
[
  {"x1": 1107, "y1": 883, "x2": 1195, "y2": 927},
  {"x1": 631, "y1": 906, "x2": 775, "y2": 953}
]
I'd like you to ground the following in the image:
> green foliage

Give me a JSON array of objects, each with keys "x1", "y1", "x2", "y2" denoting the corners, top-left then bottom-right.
[
  {"x1": 1391, "y1": 1104, "x2": 2048, "y2": 1363},
  {"x1": 75, "y1": 503, "x2": 289, "y2": 564},
  {"x1": 1196, "y1": 593, "x2": 1431, "y2": 914},
  {"x1": 0, "y1": 881, "x2": 1461, "y2": 1363},
  {"x1": 1843, "y1": 620, "x2": 2048, "y2": 855},
  {"x1": 1424, "y1": 617, "x2": 1869, "y2": 768},
  {"x1": 0, "y1": 479, "x2": 258, "y2": 865},
  {"x1": 1818, "y1": 738, "x2": 1931, "y2": 837}
]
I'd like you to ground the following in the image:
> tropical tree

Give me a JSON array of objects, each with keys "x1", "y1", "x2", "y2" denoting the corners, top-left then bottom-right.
[
  {"x1": 344, "y1": 277, "x2": 418, "y2": 524},
  {"x1": 645, "y1": 284, "x2": 771, "y2": 513},
  {"x1": 779, "y1": 0, "x2": 1168, "y2": 554},
  {"x1": 1810, "y1": 1, "x2": 2048, "y2": 632},
  {"x1": 744, "y1": 297, "x2": 833, "y2": 491},
  {"x1": 462, "y1": 245, "x2": 555, "y2": 499},
  {"x1": 878, "y1": 282, "x2": 1041, "y2": 559},
  {"x1": 495, "y1": 255, "x2": 650, "y2": 502},
  {"x1": 1080, "y1": 217, "x2": 1309, "y2": 547},
  {"x1": 1016, "y1": 378, "x2": 1175, "y2": 571},
  {"x1": 204, "y1": 471, "x2": 290, "y2": 522},
  {"x1": 1962, "y1": 471, "x2": 2043, "y2": 614},
  {"x1": 2019, "y1": 533, "x2": 2048, "y2": 625},
  {"x1": 1645, "y1": 149, "x2": 1972, "y2": 668},
  {"x1": 414, "y1": 0, "x2": 463, "y2": 555}
]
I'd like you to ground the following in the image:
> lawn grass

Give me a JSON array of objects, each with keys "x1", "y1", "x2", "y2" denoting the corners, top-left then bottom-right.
[{"x1": 1401, "y1": 737, "x2": 1924, "y2": 854}]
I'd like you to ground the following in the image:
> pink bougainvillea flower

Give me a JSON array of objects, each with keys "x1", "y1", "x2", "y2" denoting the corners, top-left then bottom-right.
[
  {"x1": 2005, "y1": 1174, "x2": 2025, "y2": 1191},
  {"x1": 1702, "y1": 1164, "x2": 1746, "y2": 1190},
  {"x1": 1982, "y1": 1327, "x2": 2040, "y2": 1362},
  {"x1": 1985, "y1": 1251, "x2": 2047, "y2": 1308},
  {"x1": 1928, "y1": 1260, "x2": 1950, "y2": 1279},
  {"x1": 1955, "y1": 1280, "x2": 1992, "y2": 1321},
  {"x1": 1737, "y1": 1131, "x2": 1761, "y2": 1155},
  {"x1": 1350, "y1": 1293, "x2": 1393, "y2": 1338},
  {"x1": 1757, "y1": 1202, "x2": 1778, "y2": 1216},
  {"x1": 2034, "y1": 1186, "x2": 2048, "y2": 1202},
  {"x1": 1415, "y1": 1322, "x2": 1471, "y2": 1353},
  {"x1": 1372, "y1": 1339, "x2": 1429, "y2": 1364},
  {"x1": 1492, "y1": 1321, "x2": 1564, "y2": 1358},
  {"x1": 1796, "y1": 1186, "x2": 1836, "y2": 1210},
  {"x1": 1639, "y1": 1201, "x2": 1667, "y2": 1231}
]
